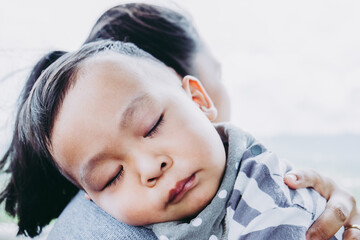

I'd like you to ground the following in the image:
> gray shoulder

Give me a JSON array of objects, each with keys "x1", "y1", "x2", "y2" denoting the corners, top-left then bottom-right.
[{"x1": 47, "y1": 191, "x2": 157, "y2": 240}]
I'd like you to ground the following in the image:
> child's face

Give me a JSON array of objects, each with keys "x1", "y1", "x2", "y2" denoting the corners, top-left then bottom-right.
[{"x1": 51, "y1": 53, "x2": 226, "y2": 226}]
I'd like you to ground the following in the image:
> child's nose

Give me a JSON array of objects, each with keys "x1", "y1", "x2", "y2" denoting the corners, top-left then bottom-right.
[{"x1": 137, "y1": 155, "x2": 172, "y2": 187}]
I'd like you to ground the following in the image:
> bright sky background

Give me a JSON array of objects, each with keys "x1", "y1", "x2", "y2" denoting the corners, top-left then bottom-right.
[{"x1": 1, "y1": 0, "x2": 360, "y2": 142}]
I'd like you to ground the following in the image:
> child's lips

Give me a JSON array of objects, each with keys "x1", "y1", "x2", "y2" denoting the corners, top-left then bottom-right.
[{"x1": 168, "y1": 173, "x2": 196, "y2": 204}]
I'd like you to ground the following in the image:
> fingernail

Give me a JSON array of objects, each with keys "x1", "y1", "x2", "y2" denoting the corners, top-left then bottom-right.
[{"x1": 286, "y1": 173, "x2": 298, "y2": 182}]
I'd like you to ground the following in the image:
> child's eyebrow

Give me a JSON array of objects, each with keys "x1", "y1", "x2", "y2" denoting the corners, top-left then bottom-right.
[
  {"x1": 121, "y1": 93, "x2": 152, "y2": 128},
  {"x1": 80, "y1": 92, "x2": 152, "y2": 190}
]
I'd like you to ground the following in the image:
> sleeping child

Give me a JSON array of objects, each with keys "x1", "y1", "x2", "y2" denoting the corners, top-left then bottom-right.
[{"x1": 6, "y1": 40, "x2": 344, "y2": 239}]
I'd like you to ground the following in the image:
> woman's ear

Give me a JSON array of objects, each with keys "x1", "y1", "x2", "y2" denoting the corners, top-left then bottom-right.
[{"x1": 182, "y1": 75, "x2": 217, "y2": 121}]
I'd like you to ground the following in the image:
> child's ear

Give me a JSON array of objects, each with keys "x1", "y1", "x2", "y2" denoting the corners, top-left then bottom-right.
[{"x1": 182, "y1": 75, "x2": 217, "y2": 121}]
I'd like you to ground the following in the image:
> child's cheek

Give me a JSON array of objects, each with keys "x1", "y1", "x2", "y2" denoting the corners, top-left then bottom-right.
[
  {"x1": 109, "y1": 199, "x2": 153, "y2": 226},
  {"x1": 94, "y1": 187, "x2": 150, "y2": 226}
]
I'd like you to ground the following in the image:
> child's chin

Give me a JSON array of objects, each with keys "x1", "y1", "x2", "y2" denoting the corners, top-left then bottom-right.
[
  {"x1": 112, "y1": 213, "x2": 156, "y2": 226},
  {"x1": 181, "y1": 194, "x2": 214, "y2": 219}
]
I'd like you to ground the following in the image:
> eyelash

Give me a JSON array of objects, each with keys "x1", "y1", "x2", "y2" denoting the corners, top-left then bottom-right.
[
  {"x1": 105, "y1": 166, "x2": 124, "y2": 189},
  {"x1": 144, "y1": 114, "x2": 164, "y2": 138},
  {"x1": 104, "y1": 115, "x2": 164, "y2": 189}
]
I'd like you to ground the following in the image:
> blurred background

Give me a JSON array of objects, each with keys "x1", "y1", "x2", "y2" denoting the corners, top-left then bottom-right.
[{"x1": 0, "y1": 0, "x2": 359, "y2": 239}]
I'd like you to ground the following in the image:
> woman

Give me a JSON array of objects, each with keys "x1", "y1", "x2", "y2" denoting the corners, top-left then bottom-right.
[{"x1": 48, "y1": 4, "x2": 360, "y2": 239}]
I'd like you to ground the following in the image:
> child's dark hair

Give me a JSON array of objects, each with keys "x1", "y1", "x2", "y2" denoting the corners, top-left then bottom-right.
[
  {"x1": 0, "y1": 40, "x2": 156, "y2": 237},
  {"x1": 0, "y1": 50, "x2": 79, "y2": 237},
  {"x1": 85, "y1": 3, "x2": 200, "y2": 77}
]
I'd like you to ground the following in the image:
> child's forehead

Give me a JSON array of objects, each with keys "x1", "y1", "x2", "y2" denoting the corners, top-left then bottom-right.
[
  {"x1": 80, "y1": 52, "x2": 177, "y2": 83},
  {"x1": 73, "y1": 51, "x2": 182, "y2": 97}
]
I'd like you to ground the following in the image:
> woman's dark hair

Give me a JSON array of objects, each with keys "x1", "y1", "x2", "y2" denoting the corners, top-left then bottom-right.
[
  {"x1": 85, "y1": 3, "x2": 200, "y2": 77},
  {"x1": 0, "y1": 40, "x2": 155, "y2": 237}
]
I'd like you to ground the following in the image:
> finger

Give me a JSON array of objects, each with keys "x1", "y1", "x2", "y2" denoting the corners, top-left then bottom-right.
[
  {"x1": 284, "y1": 168, "x2": 333, "y2": 199},
  {"x1": 283, "y1": 172, "x2": 299, "y2": 188},
  {"x1": 284, "y1": 168, "x2": 319, "y2": 188},
  {"x1": 343, "y1": 227, "x2": 360, "y2": 240},
  {"x1": 343, "y1": 207, "x2": 360, "y2": 240},
  {"x1": 307, "y1": 197, "x2": 352, "y2": 240}
]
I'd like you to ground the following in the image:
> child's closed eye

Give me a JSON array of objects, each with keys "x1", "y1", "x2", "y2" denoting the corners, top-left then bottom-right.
[
  {"x1": 144, "y1": 114, "x2": 164, "y2": 138},
  {"x1": 104, "y1": 166, "x2": 124, "y2": 189}
]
